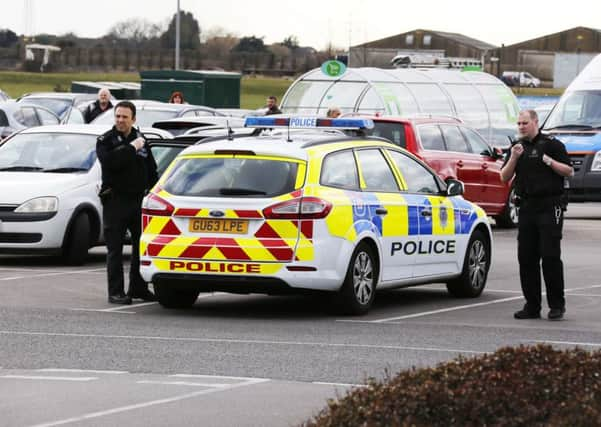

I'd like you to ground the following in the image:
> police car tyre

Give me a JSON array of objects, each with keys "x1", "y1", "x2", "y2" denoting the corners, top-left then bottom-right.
[
  {"x1": 336, "y1": 242, "x2": 378, "y2": 315},
  {"x1": 446, "y1": 229, "x2": 489, "y2": 298},
  {"x1": 495, "y1": 185, "x2": 518, "y2": 228},
  {"x1": 62, "y1": 213, "x2": 90, "y2": 266},
  {"x1": 154, "y1": 283, "x2": 199, "y2": 309}
]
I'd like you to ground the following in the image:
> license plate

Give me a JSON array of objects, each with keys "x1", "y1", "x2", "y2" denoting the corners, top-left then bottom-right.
[{"x1": 189, "y1": 218, "x2": 249, "y2": 234}]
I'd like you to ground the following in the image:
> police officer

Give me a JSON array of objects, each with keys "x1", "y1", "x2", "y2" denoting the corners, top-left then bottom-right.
[
  {"x1": 96, "y1": 101, "x2": 158, "y2": 304},
  {"x1": 84, "y1": 88, "x2": 113, "y2": 124},
  {"x1": 500, "y1": 110, "x2": 573, "y2": 320}
]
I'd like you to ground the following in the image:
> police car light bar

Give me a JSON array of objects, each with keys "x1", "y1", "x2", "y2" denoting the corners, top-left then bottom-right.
[{"x1": 244, "y1": 117, "x2": 374, "y2": 130}]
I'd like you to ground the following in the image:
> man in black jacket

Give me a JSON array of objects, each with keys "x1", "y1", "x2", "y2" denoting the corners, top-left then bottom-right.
[
  {"x1": 500, "y1": 110, "x2": 573, "y2": 320},
  {"x1": 84, "y1": 88, "x2": 113, "y2": 123},
  {"x1": 96, "y1": 101, "x2": 158, "y2": 304},
  {"x1": 264, "y1": 95, "x2": 282, "y2": 115}
]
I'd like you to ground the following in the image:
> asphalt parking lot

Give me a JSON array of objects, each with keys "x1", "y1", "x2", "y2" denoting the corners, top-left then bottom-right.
[{"x1": 1, "y1": 203, "x2": 600, "y2": 426}]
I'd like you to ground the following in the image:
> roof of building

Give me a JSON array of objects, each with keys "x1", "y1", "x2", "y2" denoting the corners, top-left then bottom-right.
[{"x1": 353, "y1": 28, "x2": 497, "y2": 51}]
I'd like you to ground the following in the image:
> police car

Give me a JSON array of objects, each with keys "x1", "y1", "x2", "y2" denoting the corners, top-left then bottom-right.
[{"x1": 140, "y1": 117, "x2": 492, "y2": 314}]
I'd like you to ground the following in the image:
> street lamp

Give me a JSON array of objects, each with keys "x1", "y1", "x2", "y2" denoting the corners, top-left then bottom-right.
[{"x1": 175, "y1": 0, "x2": 181, "y2": 70}]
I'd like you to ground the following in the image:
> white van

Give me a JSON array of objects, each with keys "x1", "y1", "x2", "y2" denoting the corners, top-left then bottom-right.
[
  {"x1": 280, "y1": 67, "x2": 520, "y2": 147},
  {"x1": 543, "y1": 53, "x2": 601, "y2": 201},
  {"x1": 502, "y1": 71, "x2": 541, "y2": 88}
]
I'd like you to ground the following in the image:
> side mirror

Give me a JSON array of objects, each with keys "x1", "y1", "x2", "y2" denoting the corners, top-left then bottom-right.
[{"x1": 446, "y1": 179, "x2": 464, "y2": 197}]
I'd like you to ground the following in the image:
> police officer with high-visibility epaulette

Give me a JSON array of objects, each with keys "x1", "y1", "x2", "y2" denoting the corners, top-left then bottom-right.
[
  {"x1": 96, "y1": 101, "x2": 158, "y2": 305},
  {"x1": 501, "y1": 109, "x2": 574, "y2": 321}
]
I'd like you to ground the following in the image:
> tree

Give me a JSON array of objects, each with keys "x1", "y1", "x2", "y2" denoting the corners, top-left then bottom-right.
[
  {"x1": 232, "y1": 36, "x2": 267, "y2": 53},
  {"x1": 0, "y1": 28, "x2": 18, "y2": 47},
  {"x1": 281, "y1": 35, "x2": 299, "y2": 50},
  {"x1": 106, "y1": 18, "x2": 163, "y2": 46},
  {"x1": 160, "y1": 10, "x2": 201, "y2": 50}
]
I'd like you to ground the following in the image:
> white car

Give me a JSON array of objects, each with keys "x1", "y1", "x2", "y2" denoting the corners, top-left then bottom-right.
[
  {"x1": 140, "y1": 117, "x2": 493, "y2": 314},
  {"x1": 0, "y1": 125, "x2": 171, "y2": 264}
]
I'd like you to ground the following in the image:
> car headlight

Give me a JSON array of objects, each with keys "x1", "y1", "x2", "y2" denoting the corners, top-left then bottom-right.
[
  {"x1": 590, "y1": 151, "x2": 601, "y2": 172},
  {"x1": 15, "y1": 197, "x2": 59, "y2": 213}
]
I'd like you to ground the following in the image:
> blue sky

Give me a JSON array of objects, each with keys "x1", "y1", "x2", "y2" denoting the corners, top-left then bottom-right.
[{"x1": 1, "y1": 0, "x2": 600, "y2": 50}]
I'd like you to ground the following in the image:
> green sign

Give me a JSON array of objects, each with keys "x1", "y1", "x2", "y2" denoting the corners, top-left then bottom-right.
[{"x1": 321, "y1": 60, "x2": 347, "y2": 77}]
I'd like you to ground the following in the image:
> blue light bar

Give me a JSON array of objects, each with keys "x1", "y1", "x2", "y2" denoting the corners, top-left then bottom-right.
[{"x1": 244, "y1": 116, "x2": 374, "y2": 130}]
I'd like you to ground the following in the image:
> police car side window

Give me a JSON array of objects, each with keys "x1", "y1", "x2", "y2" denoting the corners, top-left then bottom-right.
[
  {"x1": 418, "y1": 125, "x2": 445, "y2": 151},
  {"x1": 320, "y1": 150, "x2": 359, "y2": 190},
  {"x1": 387, "y1": 150, "x2": 439, "y2": 194},
  {"x1": 355, "y1": 149, "x2": 399, "y2": 192}
]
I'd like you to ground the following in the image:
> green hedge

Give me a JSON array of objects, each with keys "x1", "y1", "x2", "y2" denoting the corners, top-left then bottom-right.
[{"x1": 304, "y1": 345, "x2": 601, "y2": 426}]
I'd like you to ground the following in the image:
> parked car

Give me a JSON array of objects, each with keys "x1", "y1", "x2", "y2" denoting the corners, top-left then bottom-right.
[
  {"x1": 151, "y1": 116, "x2": 246, "y2": 136},
  {"x1": 501, "y1": 71, "x2": 541, "y2": 88},
  {"x1": 0, "y1": 100, "x2": 60, "y2": 140},
  {"x1": 0, "y1": 89, "x2": 10, "y2": 102},
  {"x1": 16, "y1": 92, "x2": 104, "y2": 124},
  {"x1": 363, "y1": 116, "x2": 517, "y2": 227},
  {"x1": 91, "y1": 101, "x2": 227, "y2": 127},
  {"x1": 140, "y1": 116, "x2": 492, "y2": 314},
  {"x1": 0, "y1": 125, "x2": 172, "y2": 264}
]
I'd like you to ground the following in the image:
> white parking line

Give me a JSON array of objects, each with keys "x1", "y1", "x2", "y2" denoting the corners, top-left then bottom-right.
[
  {"x1": 0, "y1": 268, "x2": 105, "y2": 281},
  {"x1": 0, "y1": 330, "x2": 484, "y2": 354},
  {"x1": 0, "y1": 375, "x2": 97, "y2": 382},
  {"x1": 312, "y1": 381, "x2": 366, "y2": 388},
  {"x1": 341, "y1": 284, "x2": 601, "y2": 324},
  {"x1": 136, "y1": 380, "x2": 230, "y2": 388},
  {"x1": 37, "y1": 369, "x2": 127, "y2": 375},
  {"x1": 26, "y1": 378, "x2": 269, "y2": 427}
]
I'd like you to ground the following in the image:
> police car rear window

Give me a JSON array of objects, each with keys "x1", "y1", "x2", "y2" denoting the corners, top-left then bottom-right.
[{"x1": 163, "y1": 157, "x2": 299, "y2": 197}]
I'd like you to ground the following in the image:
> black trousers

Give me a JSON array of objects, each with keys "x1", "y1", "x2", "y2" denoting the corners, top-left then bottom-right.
[
  {"x1": 517, "y1": 201, "x2": 565, "y2": 312},
  {"x1": 102, "y1": 194, "x2": 147, "y2": 297}
]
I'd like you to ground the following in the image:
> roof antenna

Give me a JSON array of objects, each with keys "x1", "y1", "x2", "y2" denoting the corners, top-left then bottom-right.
[
  {"x1": 227, "y1": 119, "x2": 234, "y2": 141},
  {"x1": 287, "y1": 121, "x2": 292, "y2": 143}
]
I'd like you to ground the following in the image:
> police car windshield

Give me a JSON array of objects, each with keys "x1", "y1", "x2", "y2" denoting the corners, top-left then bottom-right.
[
  {"x1": 163, "y1": 157, "x2": 299, "y2": 197},
  {"x1": 544, "y1": 90, "x2": 601, "y2": 130},
  {"x1": 0, "y1": 133, "x2": 97, "y2": 172}
]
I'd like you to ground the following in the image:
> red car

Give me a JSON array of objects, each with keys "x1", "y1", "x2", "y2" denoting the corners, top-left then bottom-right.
[{"x1": 366, "y1": 116, "x2": 517, "y2": 227}]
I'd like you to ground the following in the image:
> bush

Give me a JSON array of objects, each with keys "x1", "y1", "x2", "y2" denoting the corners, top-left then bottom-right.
[{"x1": 303, "y1": 345, "x2": 601, "y2": 427}]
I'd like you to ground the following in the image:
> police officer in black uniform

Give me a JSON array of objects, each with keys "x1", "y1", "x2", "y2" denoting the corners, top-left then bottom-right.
[
  {"x1": 96, "y1": 101, "x2": 158, "y2": 304},
  {"x1": 500, "y1": 110, "x2": 574, "y2": 320}
]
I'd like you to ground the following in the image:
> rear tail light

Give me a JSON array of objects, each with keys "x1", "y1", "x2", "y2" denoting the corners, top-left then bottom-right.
[
  {"x1": 142, "y1": 193, "x2": 175, "y2": 216},
  {"x1": 263, "y1": 197, "x2": 332, "y2": 219}
]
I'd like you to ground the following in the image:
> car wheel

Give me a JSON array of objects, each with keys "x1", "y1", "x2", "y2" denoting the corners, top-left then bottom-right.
[
  {"x1": 335, "y1": 242, "x2": 378, "y2": 315},
  {"x1": 154, "y1": 283, "x2": 199, "y2": 309},
  {"x1": 528, "y1": 83, "x2": 535, "y2": 88},
  {"x1": 446, "y1": 230, "x2": 489, "y2": 298},
  {"x1": 62, "y1": 213, "x2": 90, "y2": 266},
  {"x1": 495, "y1": 185, "x2": 518, "y2": 228}
]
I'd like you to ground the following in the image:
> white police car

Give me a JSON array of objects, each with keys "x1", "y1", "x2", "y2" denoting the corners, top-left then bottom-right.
[{"x1": 140, "y1": 117, "x2": 493, "y2": 314}]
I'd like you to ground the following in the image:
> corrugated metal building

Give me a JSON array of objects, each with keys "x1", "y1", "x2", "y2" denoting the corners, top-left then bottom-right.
[
  {"x1": 350, "y1": 29, "x2": 496, "y2": 68},
  {"x1": 495, "y1": 26, "x2": 601, "y2": 87}
]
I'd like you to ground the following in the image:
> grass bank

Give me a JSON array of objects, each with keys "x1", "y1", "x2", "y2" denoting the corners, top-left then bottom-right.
[{"x1": 0, "y1": 71, "x2": 291, "y2": 110}]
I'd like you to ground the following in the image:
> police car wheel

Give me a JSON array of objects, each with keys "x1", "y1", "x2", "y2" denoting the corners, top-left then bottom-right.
[
  {"x1": 446, "y1": 230, "x2": 489, "y2": 298},
  {"x1": 62, "y1": 213, "x2": 90, "y2": 266},
  {"x1": 495, "y1": 186, "x2": 518, "y2": 228},
  {"x1": 154, "y1": 283, "x2": 199, "y2": 309},
  {"x1": 336, "y1": 242, "x2": 378, "y2": 315}
]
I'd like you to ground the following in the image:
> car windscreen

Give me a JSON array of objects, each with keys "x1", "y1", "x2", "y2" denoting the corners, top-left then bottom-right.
[
  {"x1": 22, "y1": 98, "x2": 72, "y2": 119},
  {"x1": 365, "y1": 122, "x2": 407, "y2": 148},
  {"x1": 151, "y1": 145, "x2": 189, "y2": 177},
  {"x1": 92, "y1": 109, "x2": 179, "y2": 127},
  {"x1": 162, "y1": 156, "x2": 300, "y2": 197},
  {"x1": 0, "y1": 133, "x2": 98, "y2": 172},
  {"x1": 544, "y1": 90, "x2": 601, "y2": 130}
]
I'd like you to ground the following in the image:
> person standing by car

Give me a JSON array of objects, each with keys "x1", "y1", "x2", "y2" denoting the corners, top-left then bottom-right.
[
  {"x1": 264, "y1": 96, "x2": 282, "y2": 115},
  {"x1": 500, "y1": 110, "x2": 573, "y2": 320},
  {"x1": 84, "y1": 88, "x2": 113, "y2": 124},
  {"x1": 96, "y1": 101, "x2": 158, "y2": 304},
  {"x1": 168, "y1": 91, "x2": 185, "y2": 104},
  {"x1": 326, "y1": 106, "x2": 341, "y2": 118}
]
